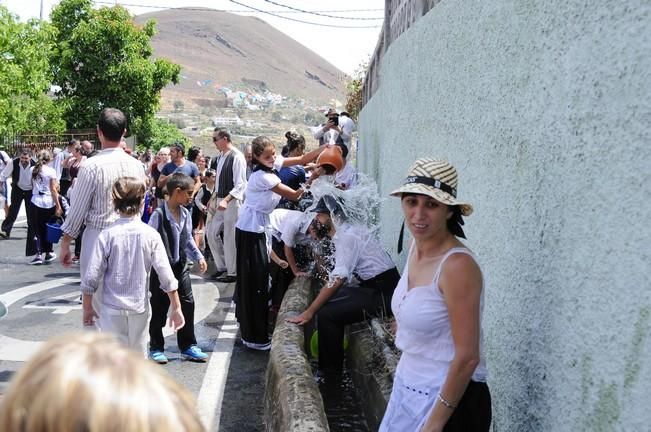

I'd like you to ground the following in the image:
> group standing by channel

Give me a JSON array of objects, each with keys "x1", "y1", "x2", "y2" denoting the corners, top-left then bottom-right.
[{"x1": 0, "y1": 107, "x2": 492, "y2": 431}]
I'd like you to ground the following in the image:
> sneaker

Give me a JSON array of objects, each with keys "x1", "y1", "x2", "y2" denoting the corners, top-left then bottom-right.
[
  {"x1": 0, "y1": 230, "x2": 8, "y2": 239},
  {"x1": 149, "y1": 350, "x2": 168, "y2": 364},
  {"x1": 242, "y1": 339, "x2": 271, "y2": 351},
  {"x1": 29, "y1": 255, "x2": 43, "y2": 265},
  {"x1": 181, "y1": 345, "x2": 208, "y2": 362},
  {"x1": 71, "y1": 256, "x2": 80, "y2": 265},
  {"x1": 44, "y1": 252, "x2": 57, "y2": 263}
]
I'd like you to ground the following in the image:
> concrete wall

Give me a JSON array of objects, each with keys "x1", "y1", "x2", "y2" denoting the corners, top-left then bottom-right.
[{"x1": 358, "y1": 1, "x2": 651, "y2": 431}]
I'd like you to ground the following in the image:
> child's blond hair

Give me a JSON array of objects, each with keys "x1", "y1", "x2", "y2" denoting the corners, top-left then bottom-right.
[{"x1": 0, "y1": 332, "x2": 205, "y2": 432}]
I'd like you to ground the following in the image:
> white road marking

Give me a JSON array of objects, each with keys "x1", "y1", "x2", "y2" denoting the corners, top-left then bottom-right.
[
  {"x1": 197, "y1": 302, "x2": 238, "y2": 431},
  {"x1": 0, "y1": 275, "x2": 220, "y2": 361},
  {"x1": 23, "y1": 291, "x2": 82, "y2": 314}
]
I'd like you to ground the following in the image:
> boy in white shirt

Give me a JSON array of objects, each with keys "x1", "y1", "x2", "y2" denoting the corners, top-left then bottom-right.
[{"x1": 81, "y1": 176, "x2": 185, "y2": 357}]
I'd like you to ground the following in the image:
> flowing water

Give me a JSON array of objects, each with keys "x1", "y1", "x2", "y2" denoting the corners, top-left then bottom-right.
[{"x1": 311, "y1": 360, "x2": 370, "y2": 432}]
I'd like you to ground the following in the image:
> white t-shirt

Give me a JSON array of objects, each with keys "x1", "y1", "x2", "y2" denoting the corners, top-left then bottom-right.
[
  {"x1": 268, "y1": 209, "x2": 313, "y2": 247},
  {"x1": 335, "y1": 163, "x2": 357, "y2": 189},
  {"x1": 236, "y1": 155, "x2": 285, "y2": 233},
  {"x1": 331, "y1": 222, "x2": 395, "y2": 283},
  {"x1": 31, "y1": 165, "x2": 57, "y2": 209}
]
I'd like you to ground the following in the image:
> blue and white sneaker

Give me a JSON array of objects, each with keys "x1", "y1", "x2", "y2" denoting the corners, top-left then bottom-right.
[
  {"x1": 149, "y1": 350, "x2": 168, "y2": 364},
  {"x1": 181, "y1": 345, "x2": 208, "y2": 362}
]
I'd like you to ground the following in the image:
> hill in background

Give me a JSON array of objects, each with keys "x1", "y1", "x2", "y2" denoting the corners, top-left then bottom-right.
[{"x1": 135, "y1": 9, "x2": 347, "y2": 112}]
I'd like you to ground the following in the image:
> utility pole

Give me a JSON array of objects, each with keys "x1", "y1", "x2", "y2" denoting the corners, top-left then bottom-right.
[{"x1": 40, "y1": 0, "x2": 44, "y2": 20}]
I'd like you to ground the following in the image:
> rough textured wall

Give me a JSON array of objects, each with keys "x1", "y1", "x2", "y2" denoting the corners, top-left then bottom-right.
[{"x1": 358, "y1": 1, "x2": 651, "y2": 430}]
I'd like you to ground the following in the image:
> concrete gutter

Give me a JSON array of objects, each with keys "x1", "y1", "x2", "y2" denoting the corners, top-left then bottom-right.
[
  {"x1": 264, "y1": 277, "x2": 330, "y2": 432},
  {"x1": 348, "y1": 319, "x2": 399, "y2": 431}
]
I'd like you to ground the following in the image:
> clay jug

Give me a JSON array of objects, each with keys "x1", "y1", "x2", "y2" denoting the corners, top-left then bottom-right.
[{"x1": 316, "y1": 145, "x2": 344, "y2": 174}]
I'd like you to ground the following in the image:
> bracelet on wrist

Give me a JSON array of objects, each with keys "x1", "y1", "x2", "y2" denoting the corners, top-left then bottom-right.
[{"x1": 437, "y1": 393, "x2": 456, "y2": 410}]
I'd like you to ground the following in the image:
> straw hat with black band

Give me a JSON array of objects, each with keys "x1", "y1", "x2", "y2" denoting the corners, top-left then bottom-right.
[{"x1": 391, "y1": 158, "x2": 473, "y2": 253}]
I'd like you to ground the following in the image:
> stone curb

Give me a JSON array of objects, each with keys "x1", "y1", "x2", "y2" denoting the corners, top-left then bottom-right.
[{"x1": 264, "y1": 277, "x2": 330, "y2": 432}]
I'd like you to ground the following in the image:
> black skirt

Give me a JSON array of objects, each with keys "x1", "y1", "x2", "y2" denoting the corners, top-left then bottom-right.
[{"x1": 235, "y1": 228, "x2": 271, "y2": 345}]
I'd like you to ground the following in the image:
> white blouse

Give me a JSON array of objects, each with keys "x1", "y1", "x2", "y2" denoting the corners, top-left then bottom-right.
[
  {"x1": 392, "y1": 246, "x2": 487, "y2": 385},
  {"x1": 236, "y1": 155, "x2": 285, "y2": 233}
]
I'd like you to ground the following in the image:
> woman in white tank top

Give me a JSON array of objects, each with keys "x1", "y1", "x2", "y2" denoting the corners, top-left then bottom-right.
[{"x1": 379, "y1": 158, "x2": 491, "y2": 432}]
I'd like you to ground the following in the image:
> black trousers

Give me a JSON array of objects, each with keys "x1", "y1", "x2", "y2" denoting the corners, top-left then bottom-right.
[
  {"x1": 59, "y1": 178, "x2": 72, "y2": 198},
  {"x1": 444, "y1": 381, "x2": 492, "y2": 431},
  {"x1": 235, "y1": 228, "x2": 271, "y2": 345},
  {"x1": 148, "y1": 262, "x2": 196, "y2": 352},
  {"x1": 28, "y1": 205, "x2": 55, "y2": 256},
  {"x1": 2, "y1": 187, "x2": 32, "y2": 235},
  {"x1": 317, "y1": 267, "x2": 400, "y2": 373}
]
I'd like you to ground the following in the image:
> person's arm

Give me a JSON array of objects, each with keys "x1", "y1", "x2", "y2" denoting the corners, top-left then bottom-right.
[
  {"x1": 311, "y1": 124, "x2": 326, "y2": 140},
  {"x1": 219, "y1": 154, "x2": 247, "y2": 211},
  {"x1": 50, "y1": 178, "x2": 62, "y2": 217},
  {"x1": 60, "y1": 164, "x2": 94, "y2": 266},
  {"x1": 157, "y1": 164, "x2": 172, "y2": 188},
  {"x1": 270, "y1": 249, "x2": 288, "y2": 269},
  {"x1": 183, "y1": 210, "x2": 207, "y2": 273},
  {"x1": 80, "y1": 235, "x2": 108, "y2": 326},
  {"x1": 286, "y1": 277, "x2": 345, "y2": 325},
  {"x1": 0, "y1": 161, "x2": 12, "y2": 182},
  {"x1": 284, "y1": 244, "x2": 308, "y2": 277},
  {"x1": 420, "y1": 254, "x2": 483, "y2": 432},
  {"x1": 271, "y1": 182, "x2": 303, "y2": 202},
  {"x1": 281, "y1": 145, "x2": 326, "y2": 168},
  {"x1": 194, "y1": 187, "x2": 206, "y2": 211}
]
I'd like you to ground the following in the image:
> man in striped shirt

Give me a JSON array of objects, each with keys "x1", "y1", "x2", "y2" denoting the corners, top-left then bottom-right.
[{"x1": 60, "y1": 108, "x2": 147, "y2": 319}]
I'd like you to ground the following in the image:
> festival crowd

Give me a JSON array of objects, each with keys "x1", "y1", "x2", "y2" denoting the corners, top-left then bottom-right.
[{"x1": 0, "y1": 107, "x2": 491, "y2": 432}]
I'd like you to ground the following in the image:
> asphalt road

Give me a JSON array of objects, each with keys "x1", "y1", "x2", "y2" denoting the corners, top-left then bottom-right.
[{"x1": 0, "y1": 213, "x2": 267, "y2": 431}]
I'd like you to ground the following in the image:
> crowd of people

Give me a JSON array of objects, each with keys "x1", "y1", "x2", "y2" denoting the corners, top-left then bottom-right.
[{"x1": 0, "y1": 107, "x2": 492, "y2": 431}]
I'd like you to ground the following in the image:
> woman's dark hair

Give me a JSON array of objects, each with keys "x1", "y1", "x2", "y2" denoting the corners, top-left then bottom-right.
[
  {"x1": 32, "y1": 150, "x2": 52, "y2": 181},
  {"x1": 284, "y1": 131, "x2": 305, "y2": 156},
  {"x1": 187, "y1": 146, "x2": 202, "y2": 163},
  {"x1": 112, "y1": 177, "x2": 146, "y2": 216},
  {"x1": 250, "y1": 136, "x2": 276, "y2": 172}
]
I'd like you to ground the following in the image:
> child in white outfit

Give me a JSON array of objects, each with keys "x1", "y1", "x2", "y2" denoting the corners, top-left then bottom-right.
[{"x1": 81, "y1": 176, "x2": 184, "y2": 357}]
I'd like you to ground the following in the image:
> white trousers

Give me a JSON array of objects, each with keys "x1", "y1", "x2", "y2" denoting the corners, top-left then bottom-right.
[
  {"x1": 98, "y1": 302, "x2": 152, "y2": 358},
  {"x1": 206, "y1": 199, "x2": 240, "y2": 276}
]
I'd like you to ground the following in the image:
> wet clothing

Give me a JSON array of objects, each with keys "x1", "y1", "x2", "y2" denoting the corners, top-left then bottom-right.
[
  {"x1": 380, "y1": 247, "x2": 490, "y2": 431},
  {"x1": 317, "y1": 222, "x2": 399, "y2": 373}
]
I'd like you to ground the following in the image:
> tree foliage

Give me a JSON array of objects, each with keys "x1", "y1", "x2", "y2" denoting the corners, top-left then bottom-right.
[
  {"x1": 0, "y1": 7, "x2": 65, "y2": 135},
  {"x1": 344, "y1": 60, "x2": 368, "y2": 121},
  {"x1": 49, "y1": 0, "x2": 180, "y2": 137},
  {"x1": 136, "y1": 117, "x2": 188, "y2": 152}
]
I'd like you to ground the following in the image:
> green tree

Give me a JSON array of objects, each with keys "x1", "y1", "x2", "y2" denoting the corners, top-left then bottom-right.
[
  {"x1": 0, "y1": 7, "x2": 65, "y2": 135},
  {"x1": 344, "y1": 59, "x2": 369, "y2": 121},
  {"x1": 50, "y1": 0, "x2": 180, "y2": 137},
  {"x1": 137, "y1": 117, "x2": 188, "y2": 152}
]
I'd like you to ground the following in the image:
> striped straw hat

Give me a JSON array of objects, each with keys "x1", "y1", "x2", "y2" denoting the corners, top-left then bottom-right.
[{"x1": 390, "y1": 158, "x2": 473, "y2": 216}]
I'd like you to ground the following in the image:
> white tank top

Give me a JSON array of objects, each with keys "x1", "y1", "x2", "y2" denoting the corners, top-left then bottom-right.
[{"x1": 392, "y1": 245, "x2": 487, "y2": 385}]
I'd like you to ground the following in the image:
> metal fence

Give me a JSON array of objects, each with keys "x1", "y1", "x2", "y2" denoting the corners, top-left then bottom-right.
[
  {"x1": 0, "y1": 129, "x2": 98, "y2": 157},
  {"x1": 362, "y1": 0, "x2": 442, "y2": 107}
]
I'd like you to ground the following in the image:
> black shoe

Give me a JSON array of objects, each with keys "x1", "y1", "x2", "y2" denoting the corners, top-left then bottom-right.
[
  {"x1": 215, "y1": 275, "x2": 237, "y2": 283},
  {"x1": 211, "y1": 270, "x2": 227, "y2": 280}
]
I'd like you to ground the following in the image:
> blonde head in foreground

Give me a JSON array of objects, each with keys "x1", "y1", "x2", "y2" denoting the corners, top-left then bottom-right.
[{"x1": 0, "y1": 332, "x2": 205, "y2": 432}]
